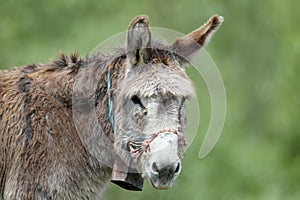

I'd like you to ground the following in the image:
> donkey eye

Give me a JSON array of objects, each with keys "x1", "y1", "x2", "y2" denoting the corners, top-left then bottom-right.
[
  {"x1": 131, "y1": 95, "x2": 147, "y2": 115},
  {"x1": 131, "y1": 95, "x2": 143, "y2": 106}
]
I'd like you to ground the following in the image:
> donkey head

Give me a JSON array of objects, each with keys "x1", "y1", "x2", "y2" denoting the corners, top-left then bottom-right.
[{"x1": 112, "y1": 15, "x2": 223, "y2": 190}]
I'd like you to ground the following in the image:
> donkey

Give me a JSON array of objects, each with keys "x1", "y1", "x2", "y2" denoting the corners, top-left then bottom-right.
[{"x1": 0, "y1": 15, "x2": 223, "y2": 199}]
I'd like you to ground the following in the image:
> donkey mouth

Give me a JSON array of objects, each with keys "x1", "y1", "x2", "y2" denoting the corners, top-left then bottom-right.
[
  {"x1": 147, "y1": 162, "x2": 179, "y2": 190},
  {"x1": 149, "y1": 175, "x2": 174, "y2": 190}
]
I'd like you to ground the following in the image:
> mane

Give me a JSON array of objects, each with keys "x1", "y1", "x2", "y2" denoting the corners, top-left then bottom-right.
[
  {"x1": 51, "y1": 53, "x2": 83, "y2": 68},
  {"x1": 5, "y1": 39, "x2": 181, "y2": 77}
]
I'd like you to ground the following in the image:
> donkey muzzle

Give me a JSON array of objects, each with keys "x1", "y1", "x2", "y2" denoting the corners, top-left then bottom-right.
[
  {"x1": 145, "y1": 131, "x2": 181, "y2": 189},
  {"x1": 149, "y1": 160, "x2": 181, "y2": 189}
]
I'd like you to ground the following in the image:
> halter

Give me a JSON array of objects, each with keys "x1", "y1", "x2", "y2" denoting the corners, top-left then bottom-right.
[{"x1": 144, "y1": 129, "x2": 178, "y2": 152}]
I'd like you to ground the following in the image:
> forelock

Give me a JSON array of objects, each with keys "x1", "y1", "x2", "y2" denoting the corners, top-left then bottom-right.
[{"x1": 121, "y1": 63, "x2": 194, "y2": 98}]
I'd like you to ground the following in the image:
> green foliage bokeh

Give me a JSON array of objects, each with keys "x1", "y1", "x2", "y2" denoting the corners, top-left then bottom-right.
[{"x1": 1, "y1": 0, "x2": 299, "y2": 199}]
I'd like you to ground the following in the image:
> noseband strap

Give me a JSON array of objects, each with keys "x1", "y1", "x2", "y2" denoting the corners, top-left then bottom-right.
[{"x1": 144, "y1": 129, "x2": 178, "y2": 152}]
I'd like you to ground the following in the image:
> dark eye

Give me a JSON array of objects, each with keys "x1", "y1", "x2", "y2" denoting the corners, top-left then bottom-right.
[
  {"x1": 131, "y1": 95, "x2": 147, "y2": 115},
  {"x1": 131, "y1": 95, "x2": 142, "y2": 105}
]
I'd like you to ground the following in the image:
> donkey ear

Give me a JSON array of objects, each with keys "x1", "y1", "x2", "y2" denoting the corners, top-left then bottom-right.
[
  {"x1": 172, "y1": 15, "x2": 223, "y2": 59},
  {"x1": 126, "y1": 15, "x2": 152, "y2": 66}
]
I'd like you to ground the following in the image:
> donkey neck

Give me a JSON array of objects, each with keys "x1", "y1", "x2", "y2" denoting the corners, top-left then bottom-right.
[{"x1": 19, "y1": 53, "x2": 126, "y2": 143}]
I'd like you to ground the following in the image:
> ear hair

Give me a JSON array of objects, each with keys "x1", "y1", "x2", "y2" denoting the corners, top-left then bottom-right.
[
  {"x1": 172, "y1": 15, "x2": 224, "y2": 59},
  {"x1": 126, "y1": 15, "x2": 152, "y2": 65}
]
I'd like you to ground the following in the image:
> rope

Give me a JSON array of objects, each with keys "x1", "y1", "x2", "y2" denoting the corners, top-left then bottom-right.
[
  {"x1": 144, "y1": 129, "x2": 178, "y2": 152},
  {"x1": 107, "y1": 70, "x2": 115, "y2": 132}
]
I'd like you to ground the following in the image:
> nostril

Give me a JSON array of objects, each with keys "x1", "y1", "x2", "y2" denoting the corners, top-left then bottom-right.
[
  {"x1": 152, "y1": 162, "x2": 159, "y2": 173},
  {"x1": 174, "y1": 162, "x2": 180, "y2": 173}
]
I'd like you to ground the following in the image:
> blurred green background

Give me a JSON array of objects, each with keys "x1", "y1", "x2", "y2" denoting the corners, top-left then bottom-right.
[{"x1": 1, "y1": 0, "x2": 299, "y2": 199}]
